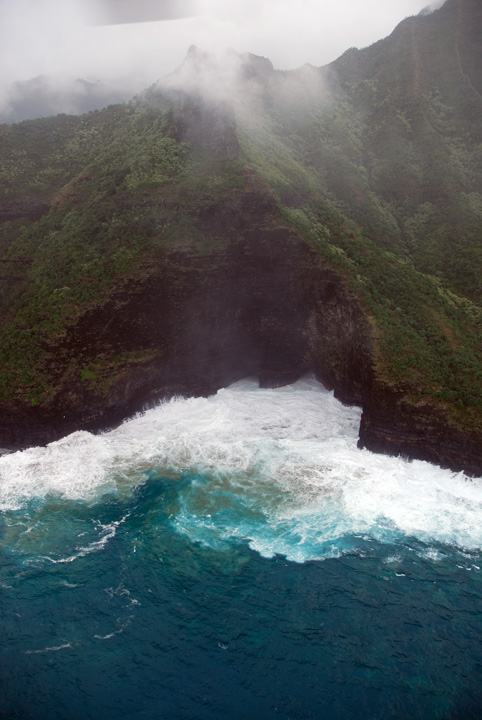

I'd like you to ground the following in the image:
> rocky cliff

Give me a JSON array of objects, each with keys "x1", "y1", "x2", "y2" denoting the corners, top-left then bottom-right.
[
  {"x1": 0, "y1": 0, "x2": 481, "y2": 476},
  {"x1": 0, "y1": 172, "x2": 374, "y2": 450}
]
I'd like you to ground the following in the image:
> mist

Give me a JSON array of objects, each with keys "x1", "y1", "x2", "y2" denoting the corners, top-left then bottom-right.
[{"x1": 0, "y1": 0, "x2": 444, "y2": 119}]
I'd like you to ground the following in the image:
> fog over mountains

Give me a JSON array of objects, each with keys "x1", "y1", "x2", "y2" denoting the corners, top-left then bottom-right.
[
  {"x1": 1, "y1": 0, "x2": 444, "y2": 122},
  {"x1": 0, "y1": 76, "x2": 134, "y2": 124}
]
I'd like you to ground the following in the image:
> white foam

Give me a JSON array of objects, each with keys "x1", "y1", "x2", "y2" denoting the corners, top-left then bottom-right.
[
  {"x1": 24, "y1": 643, "x2": 73, "y2": 654},
  {"x1": 24, "y1": 515, "x2": 129, "y2": 565},
  {"x1": 0, "y1": 376, "x2": 481, "y2": 556},
  {"x1": 94, "y1": 616, "x2": 133, "y2": 640}
]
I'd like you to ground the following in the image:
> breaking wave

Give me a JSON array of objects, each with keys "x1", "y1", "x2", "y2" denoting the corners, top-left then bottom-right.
[{"x1": 1, "y1": 376, "x2": 480, "y2": 562}]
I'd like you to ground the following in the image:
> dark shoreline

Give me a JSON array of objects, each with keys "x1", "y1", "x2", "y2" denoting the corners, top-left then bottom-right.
[
  {"x1": 2, "y1": 370, "x2": 481, "y2": 478},
  {"x1": 0, "y1": 230, "x2": 480, "y2": 476}
]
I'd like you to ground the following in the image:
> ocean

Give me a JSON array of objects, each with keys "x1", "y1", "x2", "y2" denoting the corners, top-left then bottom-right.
[{"x1": 1, "y1": 377, "x2": 481, "y2": 719}]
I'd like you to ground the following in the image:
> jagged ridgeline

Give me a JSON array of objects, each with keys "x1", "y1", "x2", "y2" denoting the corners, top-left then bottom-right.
[{"x1": 0, "y1": 0, "x2": 481, "y2": 474}]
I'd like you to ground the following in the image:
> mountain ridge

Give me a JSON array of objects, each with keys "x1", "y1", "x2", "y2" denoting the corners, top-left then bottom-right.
[{"x1": 0, "y1": 0, "x2": 481, "y2": 474}]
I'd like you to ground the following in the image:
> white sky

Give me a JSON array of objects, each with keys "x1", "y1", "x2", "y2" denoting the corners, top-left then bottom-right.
[{"x1": 0, "y1": 0, "x2": 441, "y2": 96}]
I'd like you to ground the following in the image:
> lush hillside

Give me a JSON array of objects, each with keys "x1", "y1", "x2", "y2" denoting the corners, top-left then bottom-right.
[
  {"x1": 0, "y1": 0, "x2": 480, "y2": 473},
  {"x1": 0, "y1": 100, "x2": 247, "y2": 403}
]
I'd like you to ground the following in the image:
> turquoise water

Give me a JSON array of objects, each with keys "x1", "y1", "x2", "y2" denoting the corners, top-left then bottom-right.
[{"x1": 1, "y1": 379, "x2": 481, "y2": 719}]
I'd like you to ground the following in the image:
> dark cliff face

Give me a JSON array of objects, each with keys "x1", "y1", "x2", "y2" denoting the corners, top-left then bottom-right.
[
  {"x1": 0, "y1": 184, "x2": 375, "y2": 453},
  {"x1": 0, "y1": 192, "x2": 480, "y2": 477},
  {"x1": 1, "y1": 186, "x2": 479, "y2": 474},
  {"x1": 358, "y1": 390, "x2": 482, "y2": 478}
]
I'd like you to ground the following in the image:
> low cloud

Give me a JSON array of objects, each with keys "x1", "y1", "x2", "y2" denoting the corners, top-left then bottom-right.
[
  {"x1": 84, "y1": 0, "x2": 197, "y2": 26},
  {"x1": 154, "y1": 45, "x2": 331, "y2": 127},
  {"x1": 0, "y1": 0, "x2": 438, "y2": 118},
  {"x1": 418, "y1": 1, "x2": 445, "y2": 14}
]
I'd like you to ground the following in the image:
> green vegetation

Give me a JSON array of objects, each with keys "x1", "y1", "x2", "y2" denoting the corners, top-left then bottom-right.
[
  {"x1": 0, "y1": 101, "x2": 246, "y2": 403},
  {"x1": 0, "y1": 2, "x2": 481, "y2": 437}
]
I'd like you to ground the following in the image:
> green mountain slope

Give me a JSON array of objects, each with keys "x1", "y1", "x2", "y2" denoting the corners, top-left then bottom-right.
[{"x1": 0, "y1": 0, "x2": 481, "y2": 473}]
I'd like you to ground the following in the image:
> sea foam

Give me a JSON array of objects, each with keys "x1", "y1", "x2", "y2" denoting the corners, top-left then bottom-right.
[{"x1": 0, "y1": 377, "x2": 481, "y2": 560}]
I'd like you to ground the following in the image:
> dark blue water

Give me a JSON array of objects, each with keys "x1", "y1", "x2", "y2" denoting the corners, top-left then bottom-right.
[
  {"x1": 1, "y1": 471, "x2": 482, "y2": 720},
  {"x1": 1, "y1": 381, "x2": 481, "y2": 719}
]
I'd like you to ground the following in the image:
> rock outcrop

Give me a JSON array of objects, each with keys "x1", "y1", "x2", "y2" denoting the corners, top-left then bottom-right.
[{"x1": 358, "y1": 387, "x2": 482, "y2": 477}]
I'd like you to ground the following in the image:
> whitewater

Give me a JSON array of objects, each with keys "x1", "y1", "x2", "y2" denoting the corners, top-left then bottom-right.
[
  {"x1": 1, "y1": 376, "x2": 480, "y2": 562},
  {"x1": 2, "y1": 376, "x2": 482, "y2": 720}
]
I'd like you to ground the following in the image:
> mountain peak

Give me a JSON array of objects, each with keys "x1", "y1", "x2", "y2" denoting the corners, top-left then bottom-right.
[
  {"x1": 152, "y1": 47, "x2": 275, "y2": 108},
  {"x1": 179, "y1": 46, "x2": 274, "y2": 80}
]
